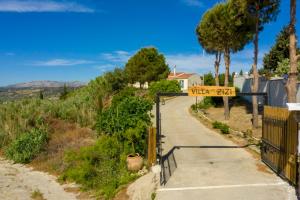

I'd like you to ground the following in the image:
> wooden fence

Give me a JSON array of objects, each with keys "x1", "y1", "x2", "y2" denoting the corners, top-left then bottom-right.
[
  {"x1": 147, "y1": 127, "x2": 156, "y2": 166},
  {"x1": 262, "y1": 106, "x2": 298, "y2": 185}
]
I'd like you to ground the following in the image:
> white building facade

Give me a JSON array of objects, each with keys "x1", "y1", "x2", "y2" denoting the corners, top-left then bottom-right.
[{"x1": 167, "y1": 69, "x2": 203, "y2": 91}]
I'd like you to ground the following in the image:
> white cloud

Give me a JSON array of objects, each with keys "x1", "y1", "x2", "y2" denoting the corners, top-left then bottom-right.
[
  {"x1": 0, "y1": 0, "x2": 94, "y2": 13},
  {"x1": 166, "y1": 53, "x2": 214, "y2": 73},
  {"x1": 100, "y1": 50, "x2": 132, "y2": 63},
  {"x1": 181, "y1": 0, "x2": 204, "y2": 7},
  {"x1": 232, "y1": 48, "x2": 268, "y2": 61},
  {"x1": 93, "y1": 64, "x2": 116, "y2": 72},
  {"x1": 33, "y1": 59, "x2": 94, "y2": 66},
  {"x1": 165, "y1": 51, "x2": 263, "y2": 75}
]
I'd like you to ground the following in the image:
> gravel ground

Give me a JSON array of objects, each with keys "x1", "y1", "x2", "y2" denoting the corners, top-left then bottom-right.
[{"x1": 0, "y1": 157, "x2": 79, "y2": 200}]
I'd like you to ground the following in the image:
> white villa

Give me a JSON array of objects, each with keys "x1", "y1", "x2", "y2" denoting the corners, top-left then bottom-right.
[{"x1": 167, "y1": 68, "x2": 203, "y2": 91}]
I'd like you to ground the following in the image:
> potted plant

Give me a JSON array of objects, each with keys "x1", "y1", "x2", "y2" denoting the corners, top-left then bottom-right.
[
  {"x1": 124, "y1": 126, "x2": 145, "y2": 171},
  {"x1": 126, "y1": 153, "x2": 143, "y2": 171}
]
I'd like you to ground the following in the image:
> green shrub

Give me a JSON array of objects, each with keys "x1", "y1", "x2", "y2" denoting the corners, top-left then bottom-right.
[
  {"x1": 97, "y1": 96, "x2": 152, "y2": 155},
  {"x1": 5, "y1": 128, "x2": 48, "y2": 163},
  {"x1": 212, "y1": 121, "x2": 230, "y2": 134},
  {"x1": 61, "y1": 136, "x2": 137, "y2": 199},
  {"x1": 123, "y1": 120, "x2": 148, "y2": 155},
  {"x1": 192, "y1": 97, "x2": 216, "y2": 110},
  {"x1": 111, "y1": 87, "x2": 136, "y2": 105},
  {"x1": 148, "y1": 80, "x2": 181, "y2": 99}
]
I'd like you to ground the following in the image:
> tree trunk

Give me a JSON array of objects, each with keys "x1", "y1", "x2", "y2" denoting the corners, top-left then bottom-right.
[
  {"x1": 223, "y1": 48, "x2": 230, "y2": 120},
  {"x1": 251, "y1": 14, "x2": 259, "y2": 128},
  {"x1": 215, "y1": 52, "x2": 221, "y2": 86},
  {"x1": 286, "y1": 0, "x2": 298, "y2": 103}
]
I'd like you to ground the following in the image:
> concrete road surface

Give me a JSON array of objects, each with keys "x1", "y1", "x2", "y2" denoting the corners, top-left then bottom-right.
[{"x1": 156, "y1": 96, "x2": 297, "y2": 200}]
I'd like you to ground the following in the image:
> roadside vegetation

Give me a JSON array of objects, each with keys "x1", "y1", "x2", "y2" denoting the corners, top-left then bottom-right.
[
  {"x1": 212, "y1": 121, "x2": 230, "y2": 134},
  {"x1": 191, "y1": 97, "x2": 216, "y2": 110},
  {"x1": 0, "y1": 47, "x2": 181, "y2": 199},
  {"x1": 148, "y1": 80, "x2": 181, "y2": 99}
]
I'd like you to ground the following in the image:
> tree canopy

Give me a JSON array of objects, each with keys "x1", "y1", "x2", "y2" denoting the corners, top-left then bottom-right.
[
  {"x1": 124, "y1": 48, "x2": 170, "y2": 85},
  {"x1": 196, "y1": 0, "x2": 254, "y2": 119},
  {"x1": 196, "y1": 1, "x2": 254, "y2": 55},
  {"x1": 148, "y1": 80, "x2": 181, "y2": 99},
  {"x1": 246, "y1": 0, "x2": 280, "y2": 29},
  {"x1": 275, "y1": 58, "x2": 300, "y2": 76},
  {"x1": 263, "y1": 26, "x2": 300, "y2": 72}
]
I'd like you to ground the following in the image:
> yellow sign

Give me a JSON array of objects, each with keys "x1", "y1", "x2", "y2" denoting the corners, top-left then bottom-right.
[{"x1": 188, "y1": 86, "x2": 236, "y2": 97}]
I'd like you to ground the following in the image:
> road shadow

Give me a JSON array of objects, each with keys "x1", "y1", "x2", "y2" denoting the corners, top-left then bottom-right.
[{"x1": 160, "y1": 144, "x2": 257, "y2": 185}]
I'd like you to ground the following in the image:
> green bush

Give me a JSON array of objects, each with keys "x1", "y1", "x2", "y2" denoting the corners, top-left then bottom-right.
[
  {"x1": 5, "y1": 128, "x2": 48, "y2": 163},
  {"x1": 61, "y1": 136, "x2": 137, "y2": 199},
  {"x1": 97, "y1": 96, "x2": 152, "y2": 134},
  {"x1": 97, "y1": 95, "x2": 152, "y2": 155},
  {"x1": 148, "y1": 80, "x2": 181, "y2": 99},
  {"x1": 192, "y1": 97, "x2": 216, "y2": 110},
  {"x1": 212, "y1": 121, "x2": 230, "y2": 134}
]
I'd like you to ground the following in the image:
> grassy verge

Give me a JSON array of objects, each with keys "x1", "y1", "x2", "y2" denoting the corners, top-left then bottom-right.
[
  {"x1": 5, "y1": 128, "x2": 48, "y2": 163},
  {"x1": 61, "y1": 135, "x2": 139, "y2": 199},
  {"x1": 212, "y1": 121, "x2": 230, "y2": 134}
]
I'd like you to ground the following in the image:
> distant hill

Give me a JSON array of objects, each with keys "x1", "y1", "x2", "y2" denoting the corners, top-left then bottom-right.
[
  {"x1": 0, "y1": 81, "x2": 87, "y2": 101},
  {"x1": 5, "y1": 81, "x2": 86, "y2": 89}
]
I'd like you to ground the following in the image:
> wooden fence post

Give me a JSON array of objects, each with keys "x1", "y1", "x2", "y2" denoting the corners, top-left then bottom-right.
[{"x1": 148, "y1": 127, "x2": 157, "y2": 166}]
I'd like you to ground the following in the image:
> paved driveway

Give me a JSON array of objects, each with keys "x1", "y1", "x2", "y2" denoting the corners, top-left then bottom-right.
[{"x1": 156, "y1": 96, "x2": 297, "y2": 200}]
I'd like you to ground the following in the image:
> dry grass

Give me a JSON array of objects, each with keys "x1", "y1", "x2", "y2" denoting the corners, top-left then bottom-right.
[
  {"x1": 30, "y1": 118, "x2": 96, "y2": 175},
  {"x1": 205, "y1": 103, "x2": 262, "y2": 139}
]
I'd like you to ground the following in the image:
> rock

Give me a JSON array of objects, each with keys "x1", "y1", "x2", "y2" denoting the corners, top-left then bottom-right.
[
  {"x1": 137, "y1": 166, "x2": 148, "y2": 176},
  {"x1": 127, "y1": 171, "x2": 159, "y2": 200}
]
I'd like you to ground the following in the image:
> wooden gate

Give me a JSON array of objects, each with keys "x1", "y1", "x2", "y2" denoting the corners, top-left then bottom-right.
[{"x1": 262, "y1": 106, "x2": 298, "y2": 185}]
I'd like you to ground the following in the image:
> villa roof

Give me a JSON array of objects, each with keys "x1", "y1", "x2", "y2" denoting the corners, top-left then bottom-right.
[{"x1": 167, "y1": 72, "x2": 195, "y2": 80}]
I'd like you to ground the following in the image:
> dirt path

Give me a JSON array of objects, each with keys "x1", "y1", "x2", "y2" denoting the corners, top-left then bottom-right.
[
  {"x1": 0, "y1": 157, "x2": 78, "y2": 200},
  {"x1": 157, "y1": 96, "x2": 297, "y2": 200}
]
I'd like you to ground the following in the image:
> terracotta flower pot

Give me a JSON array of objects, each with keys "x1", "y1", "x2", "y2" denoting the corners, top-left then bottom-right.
[{"x1": 127, "y1": 153, "x2": 143, "y2": 171}]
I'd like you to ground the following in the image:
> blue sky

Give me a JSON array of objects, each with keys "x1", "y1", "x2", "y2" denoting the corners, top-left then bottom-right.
[{"x1": 0, "y1": 0, "x2": 299, "y2": 86}]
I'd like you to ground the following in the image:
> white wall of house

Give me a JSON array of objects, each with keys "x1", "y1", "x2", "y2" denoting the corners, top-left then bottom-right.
[
  {"x1": 177, "y1": 79, "x2": 189, "y2": 91},
  {"x1": 131, "y1": 82, "x2": 148, "y2": 89},
  {"x1": 173, "y1": 75, "x2": 203, "y2": 92},
  {"x1": 188, "y1": 74, "x2": 202, "y2": 87}
]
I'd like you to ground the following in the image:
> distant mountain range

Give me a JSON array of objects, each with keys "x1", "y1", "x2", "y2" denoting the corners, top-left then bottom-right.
[{"x1": 4, "y1": 81, "x2": 87, "y2": 88}]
